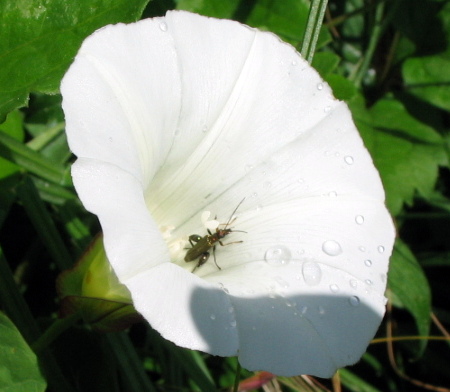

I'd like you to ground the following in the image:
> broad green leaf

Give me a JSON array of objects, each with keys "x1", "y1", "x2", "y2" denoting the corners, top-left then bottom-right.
[
  {"x1": 326, "y1": 74, "x2": 357, "y2": 101},
  {"x1": 350, "y1": 96, "x2": 447, "y2": 215},
  {"x1": 0, "y1": 0, "x2": 150, "y2": 120},
  {"x1": 401, "y1": 2, "x2": 450, "y2": 112},
  {"x1": 388, "y1": 239, "x2": 431, "y2": 355},
  {"x1": 403, "y1": 53, "x2": 450, "y2": 112},
  {"x1": 176, "y1": 0, "x2": 331, "y2": 48},
  {"x1": 0, "y1": 311, "x2": 47, "y2": 392},
  {"x1": 312, "y1": 52, "x2": 340, "y2": 76}
]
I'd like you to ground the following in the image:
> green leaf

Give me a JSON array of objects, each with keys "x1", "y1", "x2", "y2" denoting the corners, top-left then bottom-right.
[
  {"x1": 0, "y1": 130, "x2": 71, "y2": 185},
  {"x1": 403, "y1": 53, "x2": 450, "y2": 112},
  {"x1": 0, "y1": 311, "x2": 47, "y2": 392},
  {"x1": 339, "y1": 367, "x2": 383, "y2": 392},
  {"x1": 0, "y1": 111, "x2": 24, "y2": 179},
  {"x1": 0, "y1": 0, "x2": 150, "y2": 120},
  {"x1": 388, "y1": 239, "x2": 431, "y2": 355},
  {"x1": 176, "y1": 0, "x2": 331, "y2": 48},
  {"x1": 350, "y1": 96, "x2": 447, "y2": 215},
  {"x1": 401, "y1": 2, "x2": 450, "y2": 112},
  {"x1": 312, "y1": 51, "x2": 340, "y2": 76},
  {"x1": 326, "y1": 74, "x2": 357, "y2": 100}
]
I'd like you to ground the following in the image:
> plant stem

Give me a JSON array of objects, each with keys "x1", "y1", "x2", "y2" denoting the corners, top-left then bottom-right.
[
  {"x1": 233, "y1": 361, "x2": 242, "y2": 392},
  {"x1": 32, "y1": 312, "x2": 82, "y2": 354},
  {"x1": 300, "y1": 0, "x2": 329, "y2": 63}
]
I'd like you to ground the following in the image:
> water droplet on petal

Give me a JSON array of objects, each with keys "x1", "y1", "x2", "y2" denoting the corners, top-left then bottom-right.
[
  {"x1": 349, "y1": 279, "x2": 358, "y2": 289},
  {"x1": 344, "y1": 156, "x2": 354, "y2": 165},
  {"x1": 349, "y1": 296, "x2": 360, "y2": 306},
  {"x1": 322, "y1": 240, "x2": 342, "y2": 256},
  {"x1": 302, "y1": 262, "x2": 322, "y2": 285},
  {"x1": 159, "y1": 22, "x2": 168, "y2": 31},
  {"x1": 264, "y1": 246, "x2": 292, "y2": 266},
  {"x1": 230, "y1": 320, "x2": 237, "y2": 327},
  {"x1": 365, "y1": 279, "x2": 373, "y2": 285},
  {"x1": 210, "y1": 314, "x2": 216, "y2": 320},
  {"x1": 380, "y1": 273, "x2": 387, "y2": 283},
  {"x1": 318, "y1": 306, "x2": 325, "y2": 315},
  {"x1": 378, "y1": 245, "x2": 385, "y2": 253},
  {"x1": 355, "y1": 215, "x2": 364, "y2": 225},
  {"x1": 300, "y1": 305, "x2": 308, "y2": 314},
  {"x1": 328, "y1": 191, "x2": 337, "y2": 197},
  {"x1": 292, "y1": 60, "x2": 298, "y2": 66},
  {"x1": 317, "y1": 83, "x2": 324, "y2": 90},
  {"x1": 324, "y1": 106, "x2": 331, "y2": 113},
  {"x1": 364, "y1": 259, "x2": 372, "y2": 267},
  {"x1": 330, "y1": 284, "x2": 340, "y2": 293},
  {"x1": 359, "y1": 246, "x2": 366, "y2": 252}
]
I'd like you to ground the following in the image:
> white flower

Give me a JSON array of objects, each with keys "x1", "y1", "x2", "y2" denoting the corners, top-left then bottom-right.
[{"x1": 61, "y1": 11, "x2": 395, "y2": 377}]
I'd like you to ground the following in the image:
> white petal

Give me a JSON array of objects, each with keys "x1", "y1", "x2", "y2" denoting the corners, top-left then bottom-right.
[
  {"x1": 125, "y1": 264, "x2": 239, "y2": 356},
  {"x1": 71, "y1": 158, "x2": 170, "y2": 281},
  {"x1": 61, "y1": 17, "x2": 181, "y2": 186}
]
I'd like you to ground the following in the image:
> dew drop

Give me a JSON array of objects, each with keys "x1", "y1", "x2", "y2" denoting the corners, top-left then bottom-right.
[
  {"x1": 328, "y1": 191, "x2": 337, "y2": 197},
  {"x1": 322, "y1": 240, "x2": 342, "y2": 256},
  {"x1": 292, "y1": 60, "x2": 298, "y2": 66},
  {"x1": 358, "y1": 246, "x2": 366, "y2": 252},
  {"x1": 302, "y1": 261, "x2": 322, "y2": 286},
  {"x1": 108, "y1": 136, "x2": 113, "y2": 142},
  {"x1": 344, "y1": 156, "x2": 354, "y2": 165},
  {"x1": 324, "y1": 106, "x2": 331, "y2": 113},
  {"x1": 365, "y1": 279, "x2": 373, "y2": 286},
  {"x1": 355, "y1": 215, "x2": 364, "y2": 225},
  {"x1": 378, "y1": 245, "x2": 385, "y2": 253},
  {"x1": 210, "y1": 314, "x2": 216, "y2": 320},
  {"x1": 318, "y1": 306, "x2": 325, "y2": 315},
  {"x1": 349, "y1": 279, "x2": 358, "y2": 289},
  {"x1": 300, "y1": 305, "x2": 308, "y2": 314},
  {"x1": 349, "y1": 296, "x2": 360, "y2": 306},
  {"x1": 159, "y1": 21, "x2": 168, "y2": 31},
  {"x1": 317, "y1": 83, "x2": 324, "y2": 90},
  {"x1": 364, "y1": 259, "x2": 372, "y2": 267},
  {"x1": 264, "y1": 246, "x2": 292, "y2": 266},
  {"x1": 330, "y1": 284, "x2": 340, "y2": 293},
  {"x1": 380, "y1": 273, "x2": 387, "y2": 283},
  {"x1": 230, "y1": 320, "x2": 237, "y2": 327}
]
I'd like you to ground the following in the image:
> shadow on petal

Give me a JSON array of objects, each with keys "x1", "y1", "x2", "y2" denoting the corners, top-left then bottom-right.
[{"x1": 190, "y1": 287, "x2": 381, "y2": 378}]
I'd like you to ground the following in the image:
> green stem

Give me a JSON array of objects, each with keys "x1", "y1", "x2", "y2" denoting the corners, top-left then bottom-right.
[
  {"x1": 32, "y1": 312, "x2": 82, "y2": 355},
  {"x1": 300, "y1": 0, "x2": 329, "y2": 63},
  {"x1": 351, "y1": 0, "x2": 386, "y2": 86},
  {"x1": 232, "y1": 361, "x2": 242, "y2": 392}
]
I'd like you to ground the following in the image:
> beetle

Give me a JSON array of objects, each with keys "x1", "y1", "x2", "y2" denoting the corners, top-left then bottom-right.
[{"x1": 184, "y1": 198, "x2": 246, "y2": 272}]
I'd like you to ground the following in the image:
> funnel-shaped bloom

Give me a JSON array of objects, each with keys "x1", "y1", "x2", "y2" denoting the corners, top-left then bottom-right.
[{"x1": 61, "y1": 11, "x2": 395, "y2": 377}]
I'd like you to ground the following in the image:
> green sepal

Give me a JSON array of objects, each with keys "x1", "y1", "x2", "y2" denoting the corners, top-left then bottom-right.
[{"x1": 57, "y1": 234, "x2": 141, "y2": 332}]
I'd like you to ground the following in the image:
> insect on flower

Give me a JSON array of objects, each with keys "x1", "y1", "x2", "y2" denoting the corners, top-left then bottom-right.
[{"x1": 184, "y1": 198, "x2": 246, "y2": 272}]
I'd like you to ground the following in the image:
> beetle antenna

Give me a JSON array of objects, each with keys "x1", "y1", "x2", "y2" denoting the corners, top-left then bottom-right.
[{"x1": 224, "y1": 198, "x2": 246, "y2": 228}]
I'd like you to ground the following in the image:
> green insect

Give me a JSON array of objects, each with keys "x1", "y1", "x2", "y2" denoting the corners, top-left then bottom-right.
[{"x1": 185, "y1": 199, "x2": 246, "y2": 272}]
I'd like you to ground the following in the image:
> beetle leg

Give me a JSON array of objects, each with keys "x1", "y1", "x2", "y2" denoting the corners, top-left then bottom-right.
[
  {"x1": 192, "y1": 252, "x2": 210, "y2": 272},
  {"x1": 211, "y1": 246, "x2": 221, "y2": 270}
]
